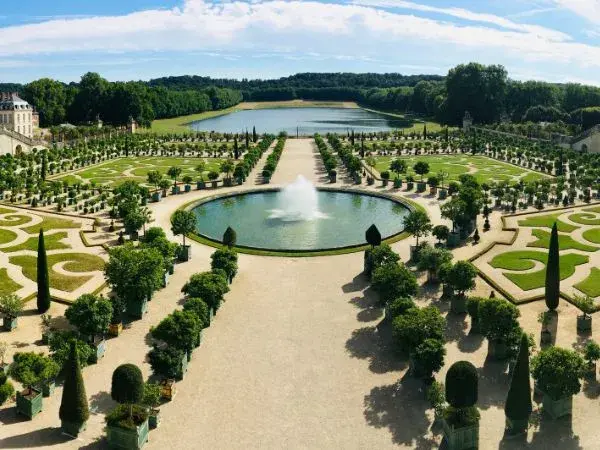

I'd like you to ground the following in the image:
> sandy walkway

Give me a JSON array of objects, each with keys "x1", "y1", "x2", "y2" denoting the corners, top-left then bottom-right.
[{"x1": 270, "y1": 138, "x2": 320, "y2": 184}]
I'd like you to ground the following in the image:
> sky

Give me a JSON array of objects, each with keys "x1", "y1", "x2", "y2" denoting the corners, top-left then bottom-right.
[{"x1": 1, "y1": 0, "x2": 600, "y2": 84}]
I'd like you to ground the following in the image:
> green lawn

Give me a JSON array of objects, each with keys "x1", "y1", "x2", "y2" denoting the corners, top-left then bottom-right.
[
  {"x1": 4, "y1": 231, "x2": 70, "y2": 253},
  {"x1": 575, "y1": 268, "x2": 600, "y2": 298},
  {"x1": 0, "y1": 268, "x2": 22, "y2": 296},
  {"x1": 527, "y1": 229, "x2": 597, "y2": 252},
  {"x1": 490, "y1": 250, "x2": 588, "y2": 291},
  {"x1": 582, "y1": 228, "x2": 600, "y2": 244},
  {"x1": 21, "y1": 216, "x2": 81, "y2": 234},
  {"x1": 518, "y1": 214, "x2": 578, "y2": 233},
  {"x1": 0, "y1": 215, "x2": 33, "y2": 227},
  {"x1": 0, "y1": 207, "x2": 16, "y2": 215},
  {"x1": 373, "y1": 155, "x2": 548, "y2": 185},
  {"x1": 0, "y1": 229, "x2": 17, "y2": 245},
  {"x1": 569, "y1": 213, "x2": 600, "y2": 226},
  {"x1": 9, "y1": 253, "x2": 105, "y2": 292}
]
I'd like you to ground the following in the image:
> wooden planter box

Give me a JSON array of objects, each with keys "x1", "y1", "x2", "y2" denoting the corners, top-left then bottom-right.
[
  {"x1": 178, "y1": 352, "x2": 189, "y2": 380},
  {"x1": 90, "y1": 338, "x2": 106, "y2": 364},
  {"x1": 151, "y1": 192, "x2": 161, "y2": 202},
  {"x1": 196, "y1": 181, "x2": 205, "y2": 190},
  {"x1": 109, "y1": 322, "x2": 123, "y2": 337},
  {"x1": 39, "y1": 379, "x2": 55, "y2": 397},
  {"x1": 127, "y1": 298, "x2": 148, "y2": 320},
  {"x1": 107, "y1": 418, "x2": 149, "y2": 449},
  {"x1": 430, "y1": 186, "x2": 438, "y2": 196},
  {"x1": 438, "y1": 189, "x2": 448, "y2": 200},
  {"x1": 447, "y1": 232, "x2": 460, "y2": 248},
  {"x1": 3, "y1": 316, "x2": 17, "y2": 331},
  {"x1": 416, "y1": 182, "x2": 427, "y2": 193},
  {"x1": 542, "y1": 394, "x2": 573, "y2": 420},
  {"x1": 442, "y1": 418, "x2": 479, "y2": 450},
  {"x1": 61, "y1": 420, "x2": 86, "y2": 437},
  {"x1": 406, "y1": 182, "x2": 414, "y2": 191},
  {"x1": 393, "y1": 178, "x2": 402, "y2": 188},
  {"x1": 211, "y1": 181, "x2": 218, "y2": 188},
  {"x1": 577, "y1": 315, "x2": 592, "y2": 333},
  {"x1": 450, "y1": 295, "x2": 467, "y2": 314},
  {"x1": 488, "y1": 339, "x2": 508, "y2": 360},
  {"x1": 178, "y1": 245, "x2": 191, "y2": 262},
  {"x1": 329, "y1": 173, "x2": 337, "y2": 183},
  {"x1": 160, "y1": 379, "x2": 176, "y2": 401},
  {"x1": 171, "y1": 186, "x2": 180, "y2": 195},
  {"x1": 148, "y1": 409, "x2": 160, "y2": 430},
  {"x1": 16, "y1": 387, "x2": 43, "y2": 419},
  {"x1": 184, "y1": 185, "x2": 192, "y2": 193}
]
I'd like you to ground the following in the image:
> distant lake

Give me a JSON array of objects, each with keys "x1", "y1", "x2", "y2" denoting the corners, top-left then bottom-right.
[{"x1": 188, "y1": 107, "x2": 407, "y2": 135}]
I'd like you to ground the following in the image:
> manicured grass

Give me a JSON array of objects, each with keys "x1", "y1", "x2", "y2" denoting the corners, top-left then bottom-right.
[
  {"x1": 0, "y1": 229, "x2": 18, "y2": 245},
  {"x1": 21, "y1": 216, "x2": 81, "y2": 234},
  {"x1": 528, "y1": 229, "x2": 597, "y2": 252},
  {"x1": 518, "y1": 214, "x2": 578, "y2": 233},
  {"x1": 575, "y1": 268, "x2": 600, "y2": 298},
  {"x1": 0, "y1": 215, "x2": 33, "y2": 227},
  {"x1": 9, "y1": 253, "x2": 105, "y2": 292},
  {"x1": 4, "y1": 231, "x2": 70, "y2": 253},
  {"x1": 360, "y1": 108, "x2": 448, "y2": 134},
  {"x1": 569, "y1": 213, "x2": 600, "y2": 225},
  {"x1": 0, "y1": 268, "x2": 22, "y2": 296},
  {"x1": 582, "y1": 228, "x2": 600, "y2": 244},
  {"x1": 373, "y1": 155, "x2": 548, "y2": 185},
  {"x1": 490, "y1": 250, "x2": 588, "y2": 291},
  {"x1": 0, "y1": 207, "x2": 16, "y2": 214},
  {"x1": 147, "y1": 101, "x2": 359, "y2": 134}
]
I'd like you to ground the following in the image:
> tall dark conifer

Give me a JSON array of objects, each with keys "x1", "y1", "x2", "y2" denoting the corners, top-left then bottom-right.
[
  {"x1": 545, "y1": 222, "x2": 560, "y2": 311},
  {"x1": 37, "y1": 229, "x2": 51, "y2": 313},
  {"x1": 59, "y1": 342, "x2": 89, "y2": 434},
  {"x1": 252, "y1": 126, "x2": 257, "y2": 143},
  {"x1": 504, "y1": 333, "x2": 532, "y2": 433}
]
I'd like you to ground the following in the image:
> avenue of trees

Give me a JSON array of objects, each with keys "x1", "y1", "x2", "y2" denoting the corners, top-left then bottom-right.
[{"x1": 5, "y1": 64, "x2": 600, "y2": 130}]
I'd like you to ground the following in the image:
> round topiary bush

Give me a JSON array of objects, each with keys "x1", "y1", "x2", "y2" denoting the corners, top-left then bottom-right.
[
  {"x1": 446, "y1": 361, "x2": 478, "y2": 409},
  {"x1": 111, "y1": 364, "x2": 144, "y2": 405},
  {"x1": 386, "y1": 297, "x2": 416, "y2": 321}
]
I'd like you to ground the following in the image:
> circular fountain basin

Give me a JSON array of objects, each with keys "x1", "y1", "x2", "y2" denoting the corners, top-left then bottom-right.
[{"x1": 189, "y1": 188, "x2": 412, "y2": 252}]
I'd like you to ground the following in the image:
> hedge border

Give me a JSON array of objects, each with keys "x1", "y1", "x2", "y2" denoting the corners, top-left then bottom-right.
[
  {"x1": 178, "y1": 186, "x2": 425, "y2": 257},
  {"x1": 469, "y1": 203, "x2": 600, "y2": 313}
]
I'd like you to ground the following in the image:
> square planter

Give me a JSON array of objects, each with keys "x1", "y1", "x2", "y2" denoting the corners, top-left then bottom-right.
[
  {"x1": 160, "y1": 379, "x2": 176, "y2": 401},
  {"x1": 171, "y1": 186, "x2": 180, "y2": 195},
  {"x1": 224, "y1": 179, "x2": 233, "y2": 187},
  {"x1": 127, "y1": 298, "x2": 149, "y2": 320},
  {"x1": 3, "y1": 316, "x2": 17, "y2": 331},
  {"x1": 151, "y1": 192, "x2": 161, "y2": 202},
  {"x1": 16, "y1": 387, "x2": 43, "y2": 419},
  {"x1": 438, "y1": 189, "x2": 448, "y2": 200},
  {"x1": 89, "y1": 338, "x2": 106, "y2": 364},
  {"x1": 577, "y1": 315, "x2": 592, "y2": 333},
  {"x1": 329, "y1": 174, "x2": 337, "y2": 183},
  {"x1": 178, "y1": 245, "x2": 191, "y2": 262},
  {"x1": 107, "y1": 418, "x2": 149, "y2": 450},
  {"x1": 442, "y1": 418, "x2": 479, "y2": 450},
  {"x1": 381, "y1": 179, "x2": 389, "y2": 187},
  {"x1": 178, "y1": 352, "x2": 188, "y2": 380},
  {"x1": 211, "y1": 181, "x2": 218, "y2": 188},
  {"x1": 393, "y1": 178, "x2": 402, "y2": 189},
  {"x1": 61, "y1": 420, "x2": 87, "y2": 437},
  {"x1": 542, "y1": 394, "x2": 573, "y2": 420},
  {"x1": 148, "y1": 409, "x2": 160, "y2": 429},
  {"x1": 406, "y1": 182, "x2": 414, "y2": 191},
  {"x1": 430, "y1": 186, "x2": 437, "y2": 196},
  {"x1": 447, "y1": 232, "x2": 460, "y2": 248},
  {"x1": 488, "y1": 339, "x2": 508, "y2": 360},
  {"x1": 184, "y1": 185, "x2": 191, "y2": 193},
  {"x1": 196, "y1": 181, "x2": 205, "y2": 190},
  {"x1": 450, "y1": 295, "x2": 467, "y2": 314},
  {"x1": 416, "y1": 182, "x2": 427, "y2": 193},
  {"x1": 109, "y1": 322, "x2": 123, "y2": 337},
  {"x1": 162, "y1": 271, "x2": 170, "y2": 288},
  {"x1": 39, "y1": 379, "x2": 55, "y2": 397}
]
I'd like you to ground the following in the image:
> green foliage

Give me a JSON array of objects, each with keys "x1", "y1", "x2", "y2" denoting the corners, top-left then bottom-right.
[
  {"x1": 416, "y1": 244, "x2": 452, "y2": 278},
  {"x1": 111, "y1": 364, "x2": 144, "y2": 405},
  {"x1": 466, "y1": 297, "x2": 482, "y2": 322},
  {"x1": 432, "y1": 224, "x2": 450, "y2": 243},
  {"x1": 142, "y1": 382, "x2": 162, "y2": 408},
  {"x1": 365, "y1": 224, "x2": 382, "y2": 247},
  {"x1": 37, "y1": 229, "x2": 51, "y2": 314},
  {"x1": 170, "y1": 210, "x2": 196, "y2": 247},
  {"x1": 222, "y1": 226, "x2": 237, "y2": 248},
  {"x1": 151, "y1": 310, "x2": 201, "y2": 353},
  {"x1": 532, "y1": 347, "x2": 584, "y2": 400},
  {"x1": 105, "y1": 244, "x2": 165, "y2": 305},
  {"x1": 372, "y1": 263, "x2": 418, "y2": 305},
  {"x1": 445, "y1": 361, "x2": 478, "y2": 409},
  {"x1": 148, "y1": 345, "x2": 186, "y2": 379},
  {"x1": 413, "y1": 161, "x2": 430, "y2": 180},
  {"x1": 545, "y1": 222, "x2": 560, "y2": 311},
  {"x1": 0, "y1": 293, "x2": 25, "y2": 319},
  {"x1": 446, "y1": 261, "x2": 477, "y2": 296},
  {"x1": 183, "y1": 297, "x2": 210, "y2": 328},
  {"x1": 412, "y1": 338, "x2": 446, "y2": 380},
  {"x1": 0, "y1": 380, "x2": 14, "y2": 405},
  {"x1": 48, "y1": 331, "x2": 94, "y2": 369},
  {"x1": 59, "y1": 342, "x2": 89, "y2": 425},
  {"x1": 386, "y1": 297, "x2": 415, "y2": 321},
  {"x1": 505, "y1": 333, "x2": 532, "y2": 422},
  {"x1": 9, "y1": 352, "x2": 60, "y2": 388},
  {"x1": 583, "y1": 340, "x2": 600, "y2": 364},
  {"x1": 402, "y1": 210, "x2": 432, "y2": 247},
  {"x1": 392, "y1": 306, "x2": 445, "y2": 353},
  {"x1": 210, "y1": 248, "x2": 238, "y2": 281},
  {"x1": 65, "y1": 294, "x2": 112, "y2": 340},
  {"x1": 182, "y1": 271, "x2": 229, "y2": 311},
  {"x1": 364, "y1": 244, "x2": 399, "y2": 279},
  {"x1": 106, "y1": 404, "x2": 149, "y2": 430},
  {"x1": 478, "y1": 297, "x2": 520, "y2": 342}
]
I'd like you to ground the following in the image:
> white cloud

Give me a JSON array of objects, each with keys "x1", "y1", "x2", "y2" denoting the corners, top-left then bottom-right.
[
  {"x1": 0, "y1": 0, "x2": 599, "y2": 80},
  {"x1": 552, "y1": 0, "x2": 600, "y2": 24}
]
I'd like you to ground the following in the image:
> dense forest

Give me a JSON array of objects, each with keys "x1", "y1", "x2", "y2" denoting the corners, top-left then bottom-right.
[{"x1": 2, "y1": 64, "x2": 600, "y2": 131}]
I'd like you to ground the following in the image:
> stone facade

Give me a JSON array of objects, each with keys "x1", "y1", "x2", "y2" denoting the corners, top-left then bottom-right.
[{"x1": 0, "y1": 92, "x2": 34, "y2": 138}]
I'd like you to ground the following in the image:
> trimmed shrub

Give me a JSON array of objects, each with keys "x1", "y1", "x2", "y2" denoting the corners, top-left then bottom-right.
[
  {"x1": 111, "y1": 364, "x2": 144, "y2": 405},
  {"x1": 365, "y1": 224, "x2": 382, "y2": 247},
  {"x1": 372, "y1": 263, "x2": 418, "y2": 305},
  {"x1": 446, "y1": 361, "x2": 478, "y2": 409},
  {"x1": 532, "y1": 347, "x2": 584, "y2": 400},
  {"x1": 59, "y1": 342, "x2": 89, "y2": 425},
  {"x1": 222, "y1": 226, "x2": 237, "y2": 248},
  {"x1": 182, "y1": 298, "x2": 210, "y2": 328},
  {"x1": 386, "y1": 297, "x2": 416, "y2": 321},
  {"x1": 392, "y1": 306, "x2": 445, "y2": 353},
  {"x1": 505, "y1": 333, "x2": 532, "y2": 422}
]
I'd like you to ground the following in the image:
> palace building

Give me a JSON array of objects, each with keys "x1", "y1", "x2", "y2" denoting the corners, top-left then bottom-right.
[{"x1": 0, "y1": 92, "x2": 35, "y2": 138}]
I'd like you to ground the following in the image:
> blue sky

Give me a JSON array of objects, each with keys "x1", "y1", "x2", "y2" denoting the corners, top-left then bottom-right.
[{"x1": 1, "y1": 0, "x2": 600, "y2": 84}]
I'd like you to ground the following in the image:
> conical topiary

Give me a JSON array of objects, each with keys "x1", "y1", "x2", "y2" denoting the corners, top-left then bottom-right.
[
  {"x1": 223, "y1": 226, "x2": 237, "y2": 248},
  {"x1": 545, "y1": 222, "x2": 560, "y2": 311},
  {"x1": 505, "y1": 333, "x2": 532, "y2": 434},
  {"x1": 365, "y1": 224, "x2": 382, "y2": 247},
  {"x1": 59, "y1": 342, "x2": 89, "y2": 436},
  {"x1": 37, "y1": 229, "x2": 51, "y2": 313}
]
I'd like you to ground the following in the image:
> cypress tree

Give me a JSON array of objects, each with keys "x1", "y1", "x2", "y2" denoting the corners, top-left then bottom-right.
[
  {"x1": 37, "y1": 229, "x2": 51, "y2": 313},
  {"x1": 504, "y1": 333, "x2": 532, "y2": 433},
  {"x1": 59, "y1": 342, "x2": 89, "y2": 434},
  {"x1": 365, "y1": 224, "x2": 382, "y2": 248},
  {"x1": 545, "y1": 222, "x2": 560, "y2": 311},
  {"x1": 252, "y1": 126, "x2": 257, "y2": 143},
  {"x1": 223, "y1": 226, "x2": 237, "y2": 248}
]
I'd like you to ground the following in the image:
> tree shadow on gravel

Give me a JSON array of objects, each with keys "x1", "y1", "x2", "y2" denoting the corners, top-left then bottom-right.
[
  {"x1": 0, "y1": 427, "x2": 71, "y2": 448},
  {"x1": 457, "y1": 332, "x2": 485, "y2": 353},
  {"x1": 363, "y1": 378, "x2": 439, "y2": 449},
  {"x1": 444, "y1": 313, "x2": 468, "y2": 343},
  {"x1": 342, "y1": 272, "x2": 369, "y2": 294},
  {"x1": 498, "y1": 414, "x2": 583, "y2": 450},
  {"x1": 89, "y1": 390, "x2": 115, "y2": 415},
  {"x1": 345, "y1": 325, "x2": 406, "y2": 374},
  {"x1": 476, "y1": 358, "x2": 511, "y2": 410}
]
